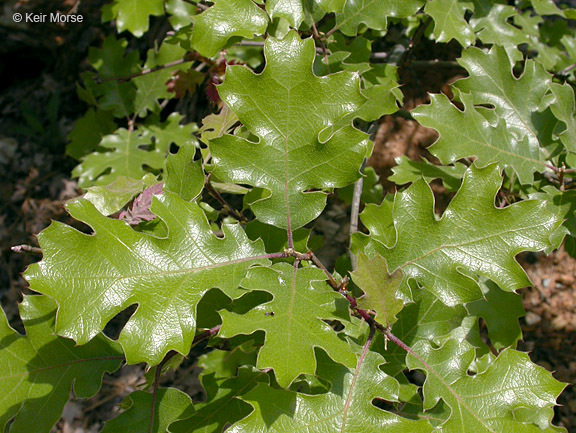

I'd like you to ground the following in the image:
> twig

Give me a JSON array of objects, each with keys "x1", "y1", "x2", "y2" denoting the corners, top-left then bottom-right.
[
  {"x1": 545, "y1": 163, "x2": 576, "y2": 174},
  {"x1": 149, "y1": 351, "x2": 178, "y2": 433},
  {"x1": 350, "y1": 158, "x2": 367, "y2": 271},
  {"x1": 557, "y1": 63, "x2": 576, "y2": 76},
  {"x1": 398, "y1": 16, "x2": 432, "y2": 71},
  {"x1": 205, "y1": 174, "x2": 247, "y2": 222},
  {"x1": 96, "y1": 58, "x2": 193, "y2": 84},
  {"x1": 148, "y1": 324, "x2": 221, "y2": 432},
  {"x1": 11, "y1": 245, "x2": 42, "y2": 254},
  {"x1": 310, "y1": 252, "x2": 338, "y2": 288},
  {"x1": 311, "y1": 22, "x2": 330, "y2": 73},
  {"x1": 193, "y1": 324, "x2": 222, "y2": 345},
  {"x1": 341, "y1": 324, "x2": 375, "y2": 427},
  {"x1": 196, "y1": 2, "x2": 209, "y2": 11}
]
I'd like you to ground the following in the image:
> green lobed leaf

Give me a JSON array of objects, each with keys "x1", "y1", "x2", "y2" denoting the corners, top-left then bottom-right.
[
  {"x1": 0, "y1": 296, "x2": 123, "y2": 433},
  {"x1": 86, "y1": 36, "x2": 140, "y2": 117},
  {"x1": 352, "y1": 253, "x2": 404, "y2": 326},
  {"x1": 549, "y1": 82, "x2": 576, "y2": 153},
  {"x1": 227, "y1": 349, "x2": 433, "y2": 432},
  {"x1": 407, "y1": 340, "x2": 566, "y2": 432},
  {"x1": 67, "y1": 108, "x2": 116, "y2": 160},
  {"x1": 191, "y1": 0, "x2": 269, "y2": 57},
  {"x1": 164, "y1": 143, "x2": 204, "y2": 201},
  {"x1": 83, "y1": 174, "x2": 158, "y2": 215},
  {"x1": 389, "y1": 156, "x2": 467, "y2": 191},
  {"x1": 169, "y1": 366, "x2": 268, "y2": 433},
  {"x1": 166, "y1": 0, "x2": 196, "y2": 29},
  {"x1": 354, "y1": 165, "x2": 562, "y2": 306},
  {"x1": 454, "y1": 45, "x2": 555, "y2": 153},
  {"x1": 334, "y1": 0, "x2": 425, "y2": 36},
  {"x1": 412, "y1": 92, "x2": 547, "y2": 184},
  {"x1": 102, "y1": 0, "x2": 164, "y2": 37},
  {"x1": 219, "y1": 263, "x2": 356, "y2": 387},
  {"x1": 133, "y1": 42, "x2": 190, "y2": 117},
  {"x1": 211, "y1": 32, "x2": 372, "y2": 230},
  {"x1": 25, "y1": 192, "x2": 268, "y2": 365},
  {"x1": 199, "y1": 105, "x2": 239, "y2": 144},
  {"x1": 72, "y1": 127, "x2": 165, "y2": 188},
  {"x1": 425, "y1": 0, "x2": 475, "y2": 46},
  {"x1": 101, "y1": 388, "x2": 194, "y2": 433},
  {"x1": 470, "y1": 1, "x2": 528, "y2": 48},
  {"x1": 378, "y1": 288, "x2": 471, "y2": 380},
  {"x1": 73, "y1": 113, "x2": 196, "y2": 188},
  {"x1": 466, "y1": 280, "x2": 525, "y2": 350}
]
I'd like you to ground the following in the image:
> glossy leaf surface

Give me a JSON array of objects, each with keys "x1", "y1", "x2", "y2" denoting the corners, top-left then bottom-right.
[
  {"x1": 103, "y1": 0, "x2": 164, "y2": 37},
  {"x1": 454, "y1": 46, "x2": 554, "y2": 152},
  {"x1": 408, "y1": 341, "x2": 566, "y2": 432},
  {"x1": 334, "y1": 0, "x2": 425, "y2": 36},
  {"x1": 211, "y1": 32, "x2": 371, "y2": 230},
  {"x1": 191, "y1": 0, "x2": 269, "y2": 57},
  {"x1": 412, "y1": 92, "x2": 546, "y2": 184},
  {"x1": 25, "y1": 193, "x2": 267, "y2": 365},
  {"x1": 355, "y1": 165, "x2": 561, "y2": 306}
]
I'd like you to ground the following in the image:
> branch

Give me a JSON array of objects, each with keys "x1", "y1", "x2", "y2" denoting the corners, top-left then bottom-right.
[
  {"x1": 11, "y1": 244, "x2": 42, "y2": 254},
  {"x1": 350, "y1": 158, "x2": 367, "y2": 271},
  {"x1": 398, "y1": 16, "x2": 432, "y2": 71},
  {"x1": 96, "y1": 58, "x2": 195, "y2": 84},
  {"x1": 149, "y1": 350, "x2": 178, "y2": 433},
  {"x1": 205, "y1": 174, "x2": 248, "y2": 222},
  {"x1": 311, "y1": 22, "x2": 330, "y2": 73}
]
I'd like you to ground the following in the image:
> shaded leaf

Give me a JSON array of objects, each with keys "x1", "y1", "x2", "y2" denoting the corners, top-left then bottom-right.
[
  {"x1": 25, "y1": 192, "x2": 268, "y2": 365},
  {"x1": 0, "y1": 296, "x2": 123, "y2": 433},
  {"x1": 170, "y1": 367, "x2": 268, "y2": 433},
  {"x1": 164, "y1": 144, "x2": 204, "y2": 201},
  {"x1": 83, "y1": 174, "x2": 158, "y2": 216},
  {"x1": 67, "y1": 108, "x2": 116, "y2": 160},
  {"x1": 101, "y1": 388, "x2": 194, "y2": 433},
  {"x1": 389, "y1": 156, "x2": 467, "y2": 191},
  {"x1": 227, "y1": 350, "x2": 433, "y2": 432},
  {"x1": 72, "y1": 128, "x2": 164, "y2": 188},
  {"x1": 86, "y1": 36, "x2": 140, "y2": 117},
  {"x1": 466, "y1": 280, "x2": 525, "y2": 350},
  {"x1": 133, "y1": 42, "x2": 190, "y2": 116},
  {"x1": 73, "y1": 114, "x2": 196, "y2": 188},
  {"x1": 199, "y1": 105, "x2": 239, "y2": 144},
  {"x1": 549, "y1": 82, "x2": 576, "y2": 153},
  {"x1": 166, "y1": 70, "x2": 205, "y2": 98}
]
